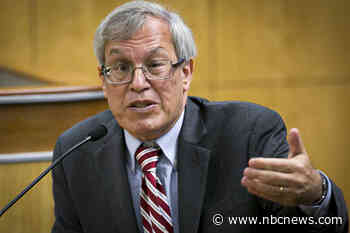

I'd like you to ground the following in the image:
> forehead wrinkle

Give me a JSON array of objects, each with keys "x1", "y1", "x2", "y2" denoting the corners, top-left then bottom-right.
[
  {"x1": 146, "y1": 47, "x2": 170, "y2": 57},
  {"x1": 108, "y1": 45, "x2": 170, "y2": 61},
  {"x1": 116, "y1": 36, "x2": 167, "y2": 51}
]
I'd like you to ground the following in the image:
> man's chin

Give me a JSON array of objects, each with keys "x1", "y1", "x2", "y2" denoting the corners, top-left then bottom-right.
[
  {"x1": 131, "y1": 130, "x2": 161, "y2": 142},
  {"x1": 124, "y1": 122, "x2": 163, "y2": 141},
  {"x1": 119, "y1": 114, "x2": 175, "y2": 141}
]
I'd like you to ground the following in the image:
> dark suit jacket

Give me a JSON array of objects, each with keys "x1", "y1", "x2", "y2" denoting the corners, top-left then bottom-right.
[{"x1": 51, "y1": 97, "x2": 348, "y2": 233}]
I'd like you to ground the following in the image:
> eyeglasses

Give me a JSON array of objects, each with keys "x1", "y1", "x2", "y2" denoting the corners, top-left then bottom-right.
[{"x1": 101, "y1": 58, "x2": 185, "y2": 85}]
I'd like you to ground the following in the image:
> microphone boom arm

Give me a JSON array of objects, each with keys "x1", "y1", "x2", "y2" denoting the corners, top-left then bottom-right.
[{"x1": 0, "y1": 136, "x2": 92, "y2": 217}]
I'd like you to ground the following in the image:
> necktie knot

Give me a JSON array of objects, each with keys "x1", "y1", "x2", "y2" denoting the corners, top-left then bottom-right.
[{"x1": 135, "y1": 145, "x2": 161, "y2": 173}]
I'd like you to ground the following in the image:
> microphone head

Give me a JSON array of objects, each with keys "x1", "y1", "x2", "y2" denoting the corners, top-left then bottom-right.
[{"x1": 89, "y1": 125, "x2": 107, "y2": 141}]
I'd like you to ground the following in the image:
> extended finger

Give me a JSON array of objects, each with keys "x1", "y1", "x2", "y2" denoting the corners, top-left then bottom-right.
[
  {"x1": 288, "y1": 128, "x2": 306, "y2": 158},
  {"x1": 242, "y1": 177, "x2": 295, "y2": 206},
  {"x1": 242, "y1": 176, "x2": 283, "y2": 199},
  {"x1": 243, "y1": 167, "x2": 298, "y2": 187},
  {"x1": 249, "y1": 157, "x2": 295, "y2": 173}
]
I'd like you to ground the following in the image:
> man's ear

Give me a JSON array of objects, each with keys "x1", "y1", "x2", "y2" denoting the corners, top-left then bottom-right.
[
  {"x1": 97, "y1": 66, "x2": 107, "y2": 98},
  {"x1": 182, "y1": 58, "x2": 194, "y2": 92}
]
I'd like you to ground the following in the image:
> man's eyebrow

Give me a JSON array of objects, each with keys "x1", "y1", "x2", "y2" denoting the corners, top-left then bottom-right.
[
  {"x1": 109, "y1": 48, "x2": 121, "y2": 56},
  {"x1": 148, "y1": 47, "x2": 168, "y2": 56}
]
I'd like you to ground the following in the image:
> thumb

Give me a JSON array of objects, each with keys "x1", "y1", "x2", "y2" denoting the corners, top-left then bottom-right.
[{"x1": 288, "y1": 128, "x2": 306, "y2": 158}]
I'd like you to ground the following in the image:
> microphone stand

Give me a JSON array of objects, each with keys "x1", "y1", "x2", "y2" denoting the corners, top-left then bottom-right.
[{"x1": 0, "y1": 136, "x2": 92, "y2": 217}]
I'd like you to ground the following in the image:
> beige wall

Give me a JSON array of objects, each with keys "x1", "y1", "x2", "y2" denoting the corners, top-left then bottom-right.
[{"x1": 0, "y1": 0, "x2": 349, "y2": 232}]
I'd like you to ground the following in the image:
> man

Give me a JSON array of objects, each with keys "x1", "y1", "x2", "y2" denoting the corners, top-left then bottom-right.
[{"x1": 51, "y1": 1, "x2": 348, "y2": 233}]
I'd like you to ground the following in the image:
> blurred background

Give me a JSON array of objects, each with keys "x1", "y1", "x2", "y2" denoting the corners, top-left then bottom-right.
[{"x1": 0, "y1": 0, "x2": 349, "y2": 232}]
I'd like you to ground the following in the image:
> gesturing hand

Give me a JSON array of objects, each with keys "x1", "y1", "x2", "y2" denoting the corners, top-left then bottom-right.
[{"x1": 241, "y1": 128, "x2": 323, "y2": 206}]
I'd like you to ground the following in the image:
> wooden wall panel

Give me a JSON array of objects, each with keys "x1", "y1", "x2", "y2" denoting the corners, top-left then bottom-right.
[
  {"x1": 34, "y1": 0, "x2": 107, "y2": 85},
  {"x1": 0, "y1": 100, "x2": 108, "y2": 153},
  {"x1": 0, "y1": 99, "x2": 108, "y2": 233},
  {"x1": 0, "y1": 163, "x2": 54, "y2": 233},
  {"x1": 0, "y1": 0, "x2": 33, "y2": 73},
  {"x1": 211, "y1": 0, "x2": 350, "y2": 87}
]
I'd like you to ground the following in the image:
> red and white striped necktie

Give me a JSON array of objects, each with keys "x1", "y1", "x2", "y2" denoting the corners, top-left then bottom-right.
[{"x1": 135, "y1": 145, "x2": 174, "y2": 233}]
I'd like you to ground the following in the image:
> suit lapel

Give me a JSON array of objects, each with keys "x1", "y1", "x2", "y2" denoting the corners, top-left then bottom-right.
[
  {"x1": 90, "y1": 99, "x2": 210, "y2": 233},
  {"x1": 93, "y1": 118, "x2": 139, "y2": 233},
  {"x1": 178, "y1": 99, "x2": 211, "y2": 233}
]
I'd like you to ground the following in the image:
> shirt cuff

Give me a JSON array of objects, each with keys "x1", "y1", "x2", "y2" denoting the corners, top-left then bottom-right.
[{"x1": 298, "y1": 170, "x2": 332, "y2": 217}]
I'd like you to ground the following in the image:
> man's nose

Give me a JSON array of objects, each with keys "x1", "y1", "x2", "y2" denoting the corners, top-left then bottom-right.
[{"x1": 129, "y1": 67, "x2": 151, "y2": 92}]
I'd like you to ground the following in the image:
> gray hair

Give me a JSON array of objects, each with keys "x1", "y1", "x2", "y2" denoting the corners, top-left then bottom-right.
[{"x1": 93, "y1": 0, "x2": 197, "y2": 65}]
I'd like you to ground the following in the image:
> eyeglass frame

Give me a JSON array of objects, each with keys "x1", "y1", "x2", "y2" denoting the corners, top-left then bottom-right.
[{"x1": 100, "y1": 58, "x2": 186, "y2": 85}]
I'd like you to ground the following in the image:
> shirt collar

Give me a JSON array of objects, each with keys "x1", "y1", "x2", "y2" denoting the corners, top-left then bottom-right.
[{"x1": 124, "y1": 111, "x2": 184, "y2": 173}]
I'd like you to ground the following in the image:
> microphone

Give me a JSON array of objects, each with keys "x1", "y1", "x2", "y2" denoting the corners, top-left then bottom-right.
[
  {"x1": 0, "y1": 125, "x2": 107, "y2": 217},
  {"x1": 89, "y1": 125, "x2": 108, "y2": 141}
]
